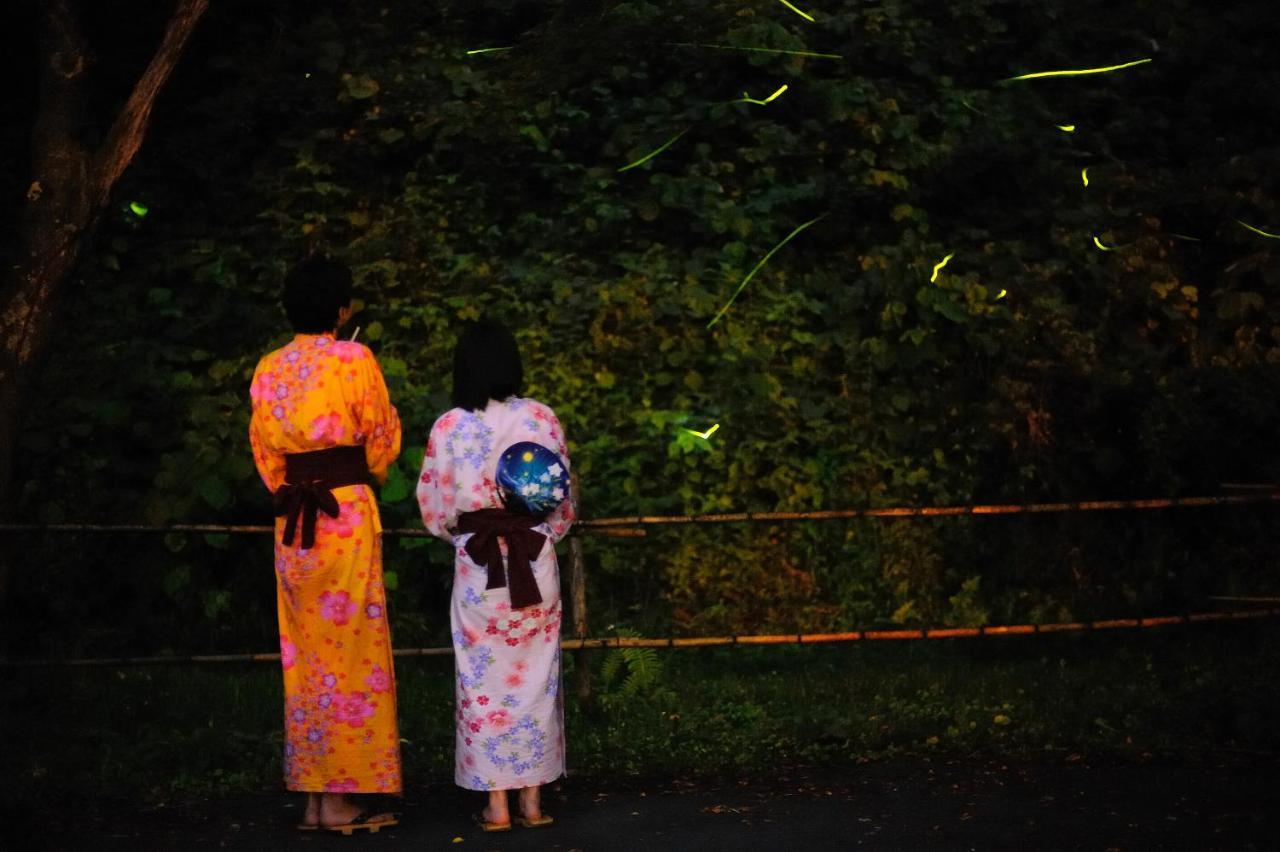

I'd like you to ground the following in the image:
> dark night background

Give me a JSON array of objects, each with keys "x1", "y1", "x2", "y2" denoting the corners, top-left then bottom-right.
[{"x1": 1, "y1": 1, "x2": 1278, "y2": 846}]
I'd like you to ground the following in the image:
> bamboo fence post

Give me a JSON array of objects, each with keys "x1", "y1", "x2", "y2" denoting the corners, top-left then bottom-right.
[{"x1": 567, "y1": 471, "x2": 592, "y2": 701}]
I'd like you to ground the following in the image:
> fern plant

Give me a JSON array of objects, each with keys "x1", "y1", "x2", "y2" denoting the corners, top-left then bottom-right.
[{"x1": 599, "y1": 627, "x2": 673, "y2": 710}]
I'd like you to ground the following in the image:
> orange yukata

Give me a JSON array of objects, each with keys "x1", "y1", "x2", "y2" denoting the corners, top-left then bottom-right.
[{"x1": 249, "y1": 333, "x2": 403, "y2": 793}]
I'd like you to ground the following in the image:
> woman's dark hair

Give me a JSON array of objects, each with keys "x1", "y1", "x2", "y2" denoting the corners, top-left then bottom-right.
[
  {"x1": 282, "y1": 256, "x2": 353, "y2": 333},
  {"x1": 452, "y1": 318, "x2": 524, "y2": 412}
]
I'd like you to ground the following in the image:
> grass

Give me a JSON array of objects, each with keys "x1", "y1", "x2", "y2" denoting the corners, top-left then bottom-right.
[{"x1": 2, "y1": 623, "x2": 1277, "y2": 807}]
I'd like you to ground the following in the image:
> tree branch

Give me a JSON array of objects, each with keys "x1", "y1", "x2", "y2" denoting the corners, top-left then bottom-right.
[{"x1": 91, "y1": 0, "x2": 210, "y2": 205}]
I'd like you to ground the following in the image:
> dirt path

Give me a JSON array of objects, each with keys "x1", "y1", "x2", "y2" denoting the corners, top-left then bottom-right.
[{"x1": 25, "y1": 757, "x2": 1278, "y2": 850}]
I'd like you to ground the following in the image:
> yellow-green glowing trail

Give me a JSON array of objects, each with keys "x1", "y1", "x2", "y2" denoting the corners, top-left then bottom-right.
[
  {"x1": 1057, "y1": 124, "x2": 1076, "y2": 133},
  {"x1": 776, "y1": 0, "x2": 816, "y2": 22},
  {"x1": 1093, "y1": 236, "x2": 1117, "y2": 251},
  {"x1": 466, "y1": 46, "x2": 513, "y2": 55},
  {"x1": 666, "y1": 42, "x2": 842, "y2": 60},
  {"x1": 617, "y1": 129, "x2": 689, "y2": 173},
  {"x1": 129, "y1": 201, "x2": 149, "y2": 217},
  {"x1": 707, "y1": 215, "x2": 826, "y2": 329},
  {"x1": 683, "y1": 424, "x2": 721, "y2": 441},
  {"x1": 737, "y1": 84, "x2": 789, "y2": 106},
  {"x1": 1006, "y1": 58, "x2": 1152, "y2": 82},
  {"x1": 930, "y1": 253, "x2": 955, "y2": 283},
  {"x1": 1237, "y1": 219, "x2": 1280, "y2": 239},
  {"x1": 1081, "y1": 168, "x2": 1090, "y2": 187}
]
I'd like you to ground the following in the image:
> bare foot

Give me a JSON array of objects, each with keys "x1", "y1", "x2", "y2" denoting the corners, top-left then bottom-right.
[
  {"x1": 300, "y1": 793, "x2": 321, "y2": 828},
  {"x1": 319, "y1": 793, "x2": 392, "y2": 828},
  {"x1": 517, "y1": 785, "x2": 542, "y2": 820},
  {"x1": 484, "y1": 790, "x2": 511, "y2": 826}
]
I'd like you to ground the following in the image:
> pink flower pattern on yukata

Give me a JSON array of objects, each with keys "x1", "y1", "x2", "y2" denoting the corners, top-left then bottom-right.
[
  {"x1": 416, "y1": 396, "x2": 575, "y2": 792},
  {"x1": 318, "y1": 502, "x2": 362, "y2": 539},
  {"x1": 308, "y1": 411, "x2": 346, "y2": 443},
  {"x1": 250, "y1": 334, "x2": 403, "y2": 795},
  {"x1": 319, "y1": 590, "x2": 358, "y2": 626},
  {"x1": 364, "y1": 665, "x2": 392, "y2": 694},
  {"x1": 332, "y1": 691, "x2": 377, "y2": 728}
]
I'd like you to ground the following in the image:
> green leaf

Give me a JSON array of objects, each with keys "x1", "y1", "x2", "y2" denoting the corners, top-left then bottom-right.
[
  {"x1": 197, "y1": 475, "x2": 231, "y2": 510},
  {"x1": 381, "y1": 465, "x2": 411, "y2": 503},
  {"x1": 163, "y1": 565, "x2": 192, "y2": 599}
]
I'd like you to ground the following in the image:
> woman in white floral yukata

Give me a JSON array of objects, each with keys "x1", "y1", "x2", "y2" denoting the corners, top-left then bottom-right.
[{"x1": 415, "y1": 319, "x2": 576, "y2": 831}]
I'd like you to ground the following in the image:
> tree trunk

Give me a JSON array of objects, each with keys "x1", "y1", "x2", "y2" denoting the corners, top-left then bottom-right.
[{"x1": 0, "y1": 0, "x2": 209, "y2": 604}]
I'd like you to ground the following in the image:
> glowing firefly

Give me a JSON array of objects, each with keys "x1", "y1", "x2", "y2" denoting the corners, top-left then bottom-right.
[
  {"x1": 1005, "y1": 58, "x2": 1152, "y2": 82},
  {"x1": 1236, "y1": 219, "x2": 1280, "y2": 239},
  {"x1": 1081, "y1": 168, "x2": 1090, "y2": 187},
  {"x1": 707, "y1": 215, "x2": 826, "y2": 328},
  {"x1": 683, "y1": 424, "x2": 720, "y2": 441},
  {"x1": 129, "y1": 202, "x2": 149, "y2": 217},
  {"x1": 930, "y1": 253, "x2": 955, "y2": 283},
  {"x1": 666, "y1": 42, "x2": 842, "y2": 60},
  {"x1": 1169, "y1": 233, "x2": 1202, "y2": 242},
  {"x1": 1056, "y1": 124, "x2": 1076, "y2": 133},
  {"x1": 996, "y1": 289, "x2": 1008, "y2": 300},
  {"x1": 1093, "y1": 236, "x2": 1117, "y2": 251},
  {"x1": 617, "y1": 128, "x2": 689, "y2": 173},
  {"x1": 466, "y1": 47, "x2": 514, "y2": 56},
  {"x1": 736, "y1": 84, "x2": 789, "y2": 106},
  {"x1": 776, "y1": 0, "x2": 816, "y2": 22}
]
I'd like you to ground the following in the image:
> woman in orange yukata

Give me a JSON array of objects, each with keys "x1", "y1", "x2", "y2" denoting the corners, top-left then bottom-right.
[{"x1": 249, "y1": 257, "x2": 402, "y2": 834}]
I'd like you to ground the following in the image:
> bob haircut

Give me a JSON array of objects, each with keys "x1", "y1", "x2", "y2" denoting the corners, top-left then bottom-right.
[
  {"x1": 452, "y1": 318, "x2": 524, "y2": 412},
  {"x1": 282, "y1": 256, "x2": 353, "y2": 334}
]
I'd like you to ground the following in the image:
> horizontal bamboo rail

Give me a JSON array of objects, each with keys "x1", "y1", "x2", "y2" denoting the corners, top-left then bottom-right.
[
  {"x1": 4, "y1": 608, "x2": 1275, "y2": 669},
  {"x1": 0, "y1": 522, "x2": 646, "y2": 538},
  {"x1": 576, "y1": 492, "x2": 1280, "y2": 527},
  {"x1": 0, "y1": 491, "x2": 1274, "y2": 539}
]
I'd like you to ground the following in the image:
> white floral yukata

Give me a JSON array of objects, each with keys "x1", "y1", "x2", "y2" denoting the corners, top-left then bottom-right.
[{"x1": 416, "y1": 396, "x2": 576, "y2": 791}]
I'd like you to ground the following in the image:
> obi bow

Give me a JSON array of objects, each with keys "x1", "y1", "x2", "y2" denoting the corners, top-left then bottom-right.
[
  {"x1": 273, "y1": 480, "x2": 341, "y2": 550},
  {"x1": 457, "y1": 508, "x2": 547, "y2": 610}
]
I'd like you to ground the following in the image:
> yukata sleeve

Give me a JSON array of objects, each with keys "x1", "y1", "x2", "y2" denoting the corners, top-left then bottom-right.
[
  {"x1": 248, "y1": 363, "x2": 286, "y2": 492},
  {"x1": 538, "y1": 406, "x2": 577, "y2": 544},
  {"x1": 415, "y1": 416, "x2": 458, "y2": 544},
  {"x1": 352, "y1": 347, "x2": 402, "y2": 485}
]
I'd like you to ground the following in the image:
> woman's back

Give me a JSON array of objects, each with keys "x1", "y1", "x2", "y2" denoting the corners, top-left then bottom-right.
[{"x1": 419, "y1": 396, "x2": 573, "y2": 540}]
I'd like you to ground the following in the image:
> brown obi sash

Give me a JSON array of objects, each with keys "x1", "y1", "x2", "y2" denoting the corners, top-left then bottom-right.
[
  {"x1": 457, "y1": 508, "x2": 547, "y2": 610},
  {"x1": 274, "y1": 445, "x2": 372, "y2": 549}
]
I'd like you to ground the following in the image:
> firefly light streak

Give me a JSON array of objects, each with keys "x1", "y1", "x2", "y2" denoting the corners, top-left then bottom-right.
[
  {"x1": 683, "y1": 424, "x2": 721, "y2": 441},
  {"x1": 1093, "y1": 236, "x2": 1117, "y2": 251},
  {"x1": 617, "y1": 128, "x2": 690, "y2": 173},
  {"x1": 1081, "y1": 168, "x2": 1090, "y2": 187},
  {"x1": 1237, "y1": 220, "x2": 1280, "y2": 239},
  {"x1": 706, "y1": 215, "x2": 826, "y2": 329},
  {"x1": 930, "y1": 253, "x2": 955, "y2": 283},
  {"x1": 776, "y1": 0, "x2": 816, "y2": 22},
  {"x1": 996, "y1": 289, "x2": 1008, "y2": 300},
  {"x1": 1006, "y1": 58, "x2": 1152, "y2": 82},
  {"x1": 129, "y1": 202, "x2": 149, "y2": 217},
  {"x1": 1056, "y1": 124, "x2": 1076, "y2": 133},
  {"x1": 466, "y1": 47, "x2": 514, "y2": 56},
  {"x1": 665, "y1": 42, "x2": 842, "y2": 60},
  {"x1": 736, "y1": 84, "x2": 789, "y2": 106}
]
